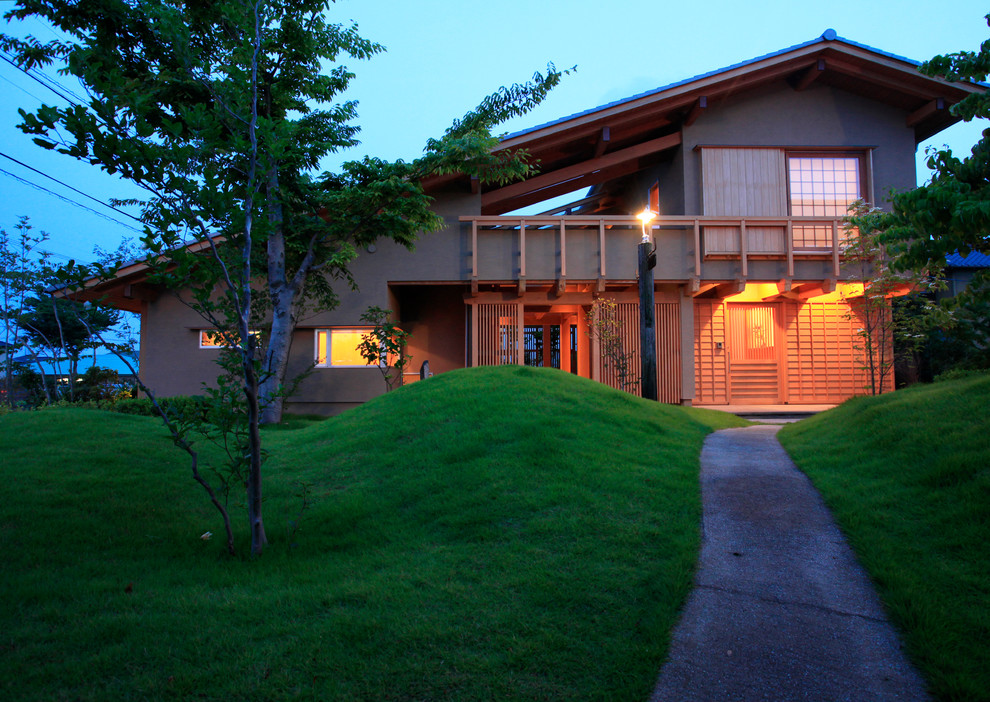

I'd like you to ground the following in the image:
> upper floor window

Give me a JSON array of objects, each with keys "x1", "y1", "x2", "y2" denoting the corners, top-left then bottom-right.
[
  {"x1": 788, "y1": 155, "x2": 862, "y2": 217},
  {"x1": 788, "y1": 154, "x2": 863, "y2": 248}
]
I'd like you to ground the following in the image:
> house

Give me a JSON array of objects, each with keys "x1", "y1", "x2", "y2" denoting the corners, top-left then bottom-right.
[
  {"x1": 940, "y1": 251, "x2": 990, "y2": 298},
  {"x1": 79, "y1": 30, "x2": 985, "y2": 415}
]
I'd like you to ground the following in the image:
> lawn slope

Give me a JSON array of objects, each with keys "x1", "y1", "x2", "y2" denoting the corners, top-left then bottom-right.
[
  {"x1": 0, "y1": 366, "x2": 743, "y2": 701},
  {"x1": 779, "y1": 373, "x2": 990, "y2": 702}
]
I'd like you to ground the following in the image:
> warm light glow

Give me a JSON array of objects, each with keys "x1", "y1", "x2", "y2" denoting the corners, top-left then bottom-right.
[
  {"x1": 315, "y1": 329, "x2": 373, "y2": 366},
  {"x1": 638, "y1": 208, "x2": 656, "y2": 244}
]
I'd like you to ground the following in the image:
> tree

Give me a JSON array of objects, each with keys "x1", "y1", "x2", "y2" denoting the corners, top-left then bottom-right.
[
  {"x1": 844, "y1": 203, "x2": 918, "y2": 394},
  {"x1": 1, "y1": 217, "x2": 49, "y2": 405},
  {"x1": 881, "y1": 15, "x2": 990, "y2": 274},
  {"x1": 357, "y1": 306, "x2": 411, "y2": 392},
  {"x1": 587, "y1": 298, "x2": 638, "y2": 394},
  {"x1": 18, "y1": 296, "x2": 118, "y2": 398},
  {"x1": 2, "y1": 0, "x2": 565, "y2": 555}
]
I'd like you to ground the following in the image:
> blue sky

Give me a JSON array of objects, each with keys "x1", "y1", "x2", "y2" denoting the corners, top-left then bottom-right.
[{"x1": 1, "y1": 0, "x2": 988, "y2": 263}]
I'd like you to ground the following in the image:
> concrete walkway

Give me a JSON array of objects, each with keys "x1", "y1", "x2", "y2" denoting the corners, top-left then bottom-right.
[{"x1": 650, "y1": 425, "x2": 929, "y2": 702}]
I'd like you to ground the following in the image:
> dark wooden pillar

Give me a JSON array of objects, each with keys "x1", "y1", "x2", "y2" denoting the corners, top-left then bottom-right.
[{"x1": 639, "y1": 241, "x2": 658, "y2": 401}]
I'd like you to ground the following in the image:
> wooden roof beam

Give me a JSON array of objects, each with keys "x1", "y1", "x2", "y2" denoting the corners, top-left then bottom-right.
[
  {"x1": 593, "y1": 126, "x2": 611, "y2": 157},
  {"x1": 485, "y1": 161, "x2": 647, "y2": 214},
  {"x1": 482, "y1": 132, "x2": 682, "y2": 212},
  {"x1": 906, "y1": 97, "x2": 947, "y2": 127},
  {"x1": 823, "y1": 56, "x2": 941, "y2": 99},
  {"x1": 683, "y1": 96, "x2": 707, "y2": 126},
  {"x1": 791, "y1": 58, "x2": 826, "y2": 91}
]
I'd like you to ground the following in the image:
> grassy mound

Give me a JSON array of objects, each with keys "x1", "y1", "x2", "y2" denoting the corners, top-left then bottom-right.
[
  {"x1": 0, "y1": 366, "x2": 743, "y2": 701},
  {"x1": 779, "y1": 373, "x2": 990, "y2": 702}
]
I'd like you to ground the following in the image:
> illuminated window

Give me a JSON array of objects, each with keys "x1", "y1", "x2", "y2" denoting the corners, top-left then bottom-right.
[
  {"x1": 199, "y1": 329, "x2": 260, "y2": 348},
  {"x1": 315, "y1": 329, "x2": 373, "y2": 367},
  {"x1": 788, "y1": 154, "x2": 862, "y2": 248}
]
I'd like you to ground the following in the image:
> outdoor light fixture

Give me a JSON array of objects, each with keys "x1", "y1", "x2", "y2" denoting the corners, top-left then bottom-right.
[
  {"x1": 637, "y1": 208, "x2": 658, "y2": 401},
  {"x1": 638, "y1": 208, "x2": 656, "y2": 244}
]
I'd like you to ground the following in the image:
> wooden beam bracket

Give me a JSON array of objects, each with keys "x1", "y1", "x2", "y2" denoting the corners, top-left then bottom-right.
[
  {"x1": 684, "y1": 96, "x2": 707, "y2": 126},
  {"x1": 792, "y1": 58, "x2": 826, "y2": 91}
]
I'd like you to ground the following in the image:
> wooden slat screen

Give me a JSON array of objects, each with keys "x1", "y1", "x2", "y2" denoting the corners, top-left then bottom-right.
[
  {"x1": 599, "y1": 302, "x2": 641, "y2": 393},
  {"x1": 656, "y1": 302, "x2": 681, "y2": 404},
  {"x1": 783, "y1": 301, "x2": 893, "y2": 402},
  {"x1": 476, "y1": 303, "x2": 521, "y2": 366},
  {"x1": 701, "y1": 148, "x2": 788, "y2": 216}
]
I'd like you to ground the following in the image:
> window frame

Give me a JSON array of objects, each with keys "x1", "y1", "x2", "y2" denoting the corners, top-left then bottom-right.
[
  {"x1": 785, "y1": 150, "x2": 869, "y2": 217},
  {"x1": 314, "y1": 327, "x2": 375, "y2": 368},
  {"x1": 198, "y1": 329, "x2": 260, "y2": 349}
]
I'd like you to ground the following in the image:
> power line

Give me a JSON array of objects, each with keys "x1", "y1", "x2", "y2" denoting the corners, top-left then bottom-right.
[
  {"x1": 0, "y1": 151, "x2": 143, "y2": 222},
  {"x1": 0, "y1": 166, "x2": 144, "y2": 234},
  {"x1": 0, "y1": 51, "x2": 83, "y2": 108}
]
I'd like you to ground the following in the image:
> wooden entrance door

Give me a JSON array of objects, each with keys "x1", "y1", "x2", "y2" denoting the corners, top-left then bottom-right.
[{"x1": 727, "y1": 303, "x2": 782, "y2": 404}]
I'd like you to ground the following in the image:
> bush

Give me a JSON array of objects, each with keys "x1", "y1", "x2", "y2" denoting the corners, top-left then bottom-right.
[
  {"x1": 75, "y1": 366, "x2": 135, "y2": 403},
  {"x1": 113, "y1": 395, "x2": 208, "y2": 422}
]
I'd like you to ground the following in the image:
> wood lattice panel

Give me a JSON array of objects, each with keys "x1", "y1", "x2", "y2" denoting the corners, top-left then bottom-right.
[
  {"x1": 784, "y1": 301, "x2": 892, "y2": 402},
  {"x1": 694, "y1": 301, "x2": 728, "y2": 405},
  {"x1": 597, "y1": 301, "x2": 681, "y2": 402},
  {"x1": 474, "y1": 303, "x2": 521, "y2": 367},
  {"x1": 656, "y1": 302, "x2": 681, "y2": 404}
]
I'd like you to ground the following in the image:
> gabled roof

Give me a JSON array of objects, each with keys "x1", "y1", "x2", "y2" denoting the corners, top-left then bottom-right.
[{"x1": 428, "y1": 30, "x2": 985, "y2": 215}]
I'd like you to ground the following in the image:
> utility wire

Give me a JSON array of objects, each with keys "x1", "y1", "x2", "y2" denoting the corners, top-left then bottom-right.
[
  {"x1": 0, "y1": 52, "x2": 79, "y2": 108},
  {"x1": 0, "y1": 166, "x2": 144, "y2": 234},
  {"x1": 0, "y1": 151, "x2": 143, "y2": 222}
]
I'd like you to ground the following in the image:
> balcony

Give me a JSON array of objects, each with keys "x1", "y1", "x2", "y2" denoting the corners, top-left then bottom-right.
[{"x1": 461, "y1": 215, "x2": 848, "y2": 288}]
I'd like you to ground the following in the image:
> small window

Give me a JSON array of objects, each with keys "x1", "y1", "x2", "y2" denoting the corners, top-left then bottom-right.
[
  {"x1": 199, "y1": 329, "x2": 260, "y2": 348},
  {"x1": 315, "y1": 328, "x2": 373, "y2": 367},
  {"x1": 648, "y1": 182, "x2": 660, "y2": 214}
]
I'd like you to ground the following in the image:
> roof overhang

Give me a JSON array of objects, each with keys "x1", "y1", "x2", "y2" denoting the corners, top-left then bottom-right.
[{"x1": 425, "y1": 31, "x2": 986, "y2": 215}]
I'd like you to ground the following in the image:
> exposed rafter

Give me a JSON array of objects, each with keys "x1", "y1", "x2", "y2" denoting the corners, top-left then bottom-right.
[
  {"x1": 482, "y1": 132, "x2": 682, "y2": 214},
  {"x1": 684, "y1": 96, "x2": 707, "y2": 126},
  {"x1": 791, "y1": 58, "x2": 826, "y2": 91},
  {"x1": 906, "y1": 97, "x2": 947, "y2": 127}
]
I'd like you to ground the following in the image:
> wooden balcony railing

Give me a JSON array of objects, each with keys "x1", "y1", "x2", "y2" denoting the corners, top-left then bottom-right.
[{"x1": 460, "y1": 215, "x2": 848, "y2": 282}]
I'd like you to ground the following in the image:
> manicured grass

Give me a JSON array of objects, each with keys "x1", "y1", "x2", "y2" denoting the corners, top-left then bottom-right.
[
  {"x1": 0, "y1": 366, "x2": 745, "y2": 701},
  {"x1": 778, "y1": 373, "x2": 990, "y2": 702}
]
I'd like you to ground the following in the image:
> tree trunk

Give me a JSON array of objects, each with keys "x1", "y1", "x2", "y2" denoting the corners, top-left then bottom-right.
[
  {"x1": 243, "y1": 336, "x2": 268, "y2": 555},
  {"x1": 258, "y1": 289, "x2": 297, "y2": 425}
]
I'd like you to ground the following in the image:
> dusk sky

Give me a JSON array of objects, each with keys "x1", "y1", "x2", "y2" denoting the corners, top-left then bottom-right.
[{"x1": 1, "y1": 0, "x2": 988, "y2": 263}]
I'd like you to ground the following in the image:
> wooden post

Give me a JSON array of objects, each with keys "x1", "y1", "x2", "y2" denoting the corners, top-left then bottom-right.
[
  {"x1": 471, "y1": 219, "x2": 478, "y2": 279},
  {"x1": 832, "y1": 219, "x2": 841, "y2": 277},
  {"x1": 693, "y1": 218, "x2": 701, "y2": 277},
  {"x1": 786, "y1": 219, "x2": 794, "y2": 278},
  {"x1": 740, "y1": 219, "x2": 749, "y2": 277},
  {"x1": 639, "y1": 241, "x2": 658, "y2": 401}
]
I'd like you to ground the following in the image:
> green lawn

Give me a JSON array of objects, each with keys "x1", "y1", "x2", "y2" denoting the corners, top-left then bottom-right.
[
  {"x1": 0, "y1": 365, "x2": 744, "y2": 701},
  {"x1": 779, "y1": 372, "x2": 990, "y2": 702}
]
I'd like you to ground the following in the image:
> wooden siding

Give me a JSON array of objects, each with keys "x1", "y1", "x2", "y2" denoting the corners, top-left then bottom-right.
[
  {"x1": 783, "y1": 301, "x2": 893, "y2": 401},
  {"x1": 694, "y1": 301, "x2": 728, "y2": 404},
  {"x1": 695, "y1": 299, "x2": 894, "y2": 405}
]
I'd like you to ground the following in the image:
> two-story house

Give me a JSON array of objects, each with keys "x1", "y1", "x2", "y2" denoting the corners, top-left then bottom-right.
[{"x1": 83, "y1": 31, "x2": 984, "y2": 415}]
